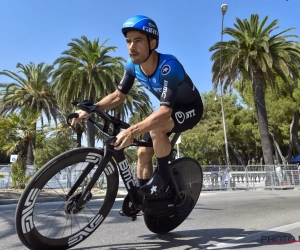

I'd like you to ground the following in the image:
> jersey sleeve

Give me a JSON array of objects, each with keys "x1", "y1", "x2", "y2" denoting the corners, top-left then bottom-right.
[
  {"x1": 159, "y1": 59, "x2": 185, "y2": 108},
  {"x1": 117, "y1": 59, "x2": 135, "y2": 95}
]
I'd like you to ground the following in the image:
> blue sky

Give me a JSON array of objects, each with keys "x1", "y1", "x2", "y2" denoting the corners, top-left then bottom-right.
[
  {"x1": 0, "y1": 0, "x2": 299, "y2": 145},
  {"x1": 0, "y1": 0, "x2": 300, "y2": 144},
  {"x1": 1, "y1": 0, "x2": 298, "y2": 109}
]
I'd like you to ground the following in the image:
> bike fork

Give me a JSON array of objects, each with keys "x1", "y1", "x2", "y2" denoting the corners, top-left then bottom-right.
[
  {"x1": 74, "y1": 147, "x2": 114, "y2": 211},
  {"x1": 66, "y1": 162, "x2": 95, "y2": 200}
]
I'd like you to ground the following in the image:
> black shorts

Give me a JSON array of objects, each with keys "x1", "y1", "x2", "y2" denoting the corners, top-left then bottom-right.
[{"x1": 142, "y1": 97, "x2": 203, "y2": 143}]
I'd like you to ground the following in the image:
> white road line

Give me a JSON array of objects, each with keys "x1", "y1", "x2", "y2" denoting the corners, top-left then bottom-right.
[{"x1": 204, "y1": 222, "x2": 300, "y2": 249}]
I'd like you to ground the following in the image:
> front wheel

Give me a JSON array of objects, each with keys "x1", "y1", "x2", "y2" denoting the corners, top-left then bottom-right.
[{"x1": 15, "y1": 147, "x2": 119, "y2": 250}]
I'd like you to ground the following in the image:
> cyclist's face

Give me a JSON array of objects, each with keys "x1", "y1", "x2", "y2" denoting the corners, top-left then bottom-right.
[{"x1": 126, "y1": 31, "x2": 149, "y2": 64}]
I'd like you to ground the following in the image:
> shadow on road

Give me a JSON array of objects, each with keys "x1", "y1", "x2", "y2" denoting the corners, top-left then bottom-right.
[
  {"x1": 0, "y1": 207, "x2": 17, "y2": 238},
  {"x1": 73, "y1": 228, "x2": 297, "y2": 249}
]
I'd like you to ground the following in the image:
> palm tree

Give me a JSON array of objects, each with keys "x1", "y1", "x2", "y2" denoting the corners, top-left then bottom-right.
[
  {"x1": 93, "y1": 83, "x2": 153, "y2": 145},
  {"x1": 0, "y1": 108, "x2": 40, "y2": 162},
  {"x1": 111, "y1": 83, "x2": 153, "y2": 120},
  {"x1": 209, "y1": 14, "x2": 300, "y2": 166},
  {"x1": 52, "y1": 36, "x2": 125, "y2": 147},
  {"x1": 56, "y1": 109, "x2": 85, "y2": 148},
  {"x1": 0, "y1": 62, "x2": 60, "y2": 164}
]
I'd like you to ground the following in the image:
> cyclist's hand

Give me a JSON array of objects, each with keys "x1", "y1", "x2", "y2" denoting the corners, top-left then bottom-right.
[
  {"x1": 112, "y1": 130, "x2": 134, "y2": 150},
  {"x1": 71, "y1": 110, "x2": 90, "y2": 128}
]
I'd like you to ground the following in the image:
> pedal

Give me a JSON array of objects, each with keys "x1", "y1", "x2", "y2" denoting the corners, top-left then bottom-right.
[{"x1": 120, "y1": 194, "x2": 141, "y2": 217}]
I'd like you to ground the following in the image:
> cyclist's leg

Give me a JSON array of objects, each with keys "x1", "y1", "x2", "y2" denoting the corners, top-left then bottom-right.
[
  {"x1": 137, "y1": 145, "x2": 154, "y2": 186},
  {"x1": 120, "y1": 142, "x2": 155, "y2": 216},
  {"x1": 139, "y1": 119, "x2": 174, "y2": 195},
  {"x1": 139, "y1": 97, "x2": 203, "y2": 196}
]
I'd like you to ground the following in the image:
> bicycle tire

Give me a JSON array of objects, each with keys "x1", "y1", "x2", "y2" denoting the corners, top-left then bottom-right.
[
  {"x1": 15, "y1": 147, "x2": 119, "y2": 250},
  {"x1": 143, "y1": 157, "x2": 203, "y2": 234}
]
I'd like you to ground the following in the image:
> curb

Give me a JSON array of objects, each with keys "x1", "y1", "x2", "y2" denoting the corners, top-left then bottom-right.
[{"x1": 0, "y1": 193, "x2": 127, "y2": 206}]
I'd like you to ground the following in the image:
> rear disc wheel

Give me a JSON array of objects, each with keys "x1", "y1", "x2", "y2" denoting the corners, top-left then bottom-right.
[{"x1": 144, "y1": 157, "x2": 202, "y2": 234}]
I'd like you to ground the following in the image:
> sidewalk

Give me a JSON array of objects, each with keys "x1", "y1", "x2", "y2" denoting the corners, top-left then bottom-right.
[{"x1": 0, "y1": 188, "x2": 128, "y2": 205}]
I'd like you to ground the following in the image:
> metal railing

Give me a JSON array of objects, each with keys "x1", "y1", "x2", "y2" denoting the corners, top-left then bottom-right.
[
  {"x1": 1, "y1": 164, "x2": 299, "y2": 191},
  {"x1": 202, "y1": 164, "x2": 300, "y2": 190}
]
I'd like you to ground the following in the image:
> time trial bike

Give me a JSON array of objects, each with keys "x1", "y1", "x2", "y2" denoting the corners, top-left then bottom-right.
[{"x1": 15, "y1": 100, "x2": 203, "y2": 250}]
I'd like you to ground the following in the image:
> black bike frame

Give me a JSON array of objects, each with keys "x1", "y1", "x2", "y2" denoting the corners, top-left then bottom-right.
[{"x1": 67, "y1": 101, "x2": 182, "y2": 211}]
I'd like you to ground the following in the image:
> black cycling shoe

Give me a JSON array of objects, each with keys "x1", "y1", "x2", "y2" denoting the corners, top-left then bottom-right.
[{"x1": 138, "y1": 173, "x2": 168, "y2": 196}]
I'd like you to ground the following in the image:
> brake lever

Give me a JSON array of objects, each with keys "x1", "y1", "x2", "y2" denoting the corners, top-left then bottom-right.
[
  {"x1": 67, "y1": 113, "x2": 79, "y2": 130},
  {"x1": 106, "y1": 136, "x2": 117, "y2": 144}
]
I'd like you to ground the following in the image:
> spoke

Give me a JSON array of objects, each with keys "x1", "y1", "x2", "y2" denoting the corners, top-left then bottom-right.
[
  {"x1": 73, "y1": 214, "x2": 82, "y2": 231},
  {"x1": 85, "y1": 203, "x2": 98, "y2": 216},
  {"x1": 30, "y1": 160, "x2": 106, "y2": 240},
  {"x1": 83, "y1": 209, "x2": 90, "y2": 224},
  {"x1": 35, "y1": 204, "x2": 65, "y2": 222},
  {"x1": 51, "y1": 174, "x2": 67, "y2": 195},
  {"x1": 42, "y1": 185, "x2": 68, "y2": 200},
  {"x1": 54, "y1": 215, "x2": 70, "y2": 239},
  {"x1": 62, "y1": 215, "x2": 69, "y2": 238},
  {"x1": 45, "y1": 206, "x2": 65, "y2": 237},
  {"x1": 35, "y1": 197, "x2": 67, "y2": 206}
]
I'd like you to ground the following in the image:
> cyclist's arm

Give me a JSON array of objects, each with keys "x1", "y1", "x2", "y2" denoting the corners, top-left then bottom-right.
[
  {"x1": 95, "y1": 90, "x2": 126, "y2": 110},
  {"x1": 95, "y1": 60, "x2": 135, "y2": 110},
  {"x1": 127, "y1": 60, "x2": 184, "y2": 136}
]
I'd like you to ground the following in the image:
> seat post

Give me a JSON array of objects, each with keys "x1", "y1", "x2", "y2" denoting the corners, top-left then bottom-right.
[
  {"x1": 169, "y1": 132, "x2": 182, "y2": 161},
  {"x1": 170, "y1": 132, "x2": 182, "y2": 148}
]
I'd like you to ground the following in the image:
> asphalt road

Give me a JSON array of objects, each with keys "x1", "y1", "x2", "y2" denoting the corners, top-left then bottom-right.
[{"x1": 0, "y1": 189, "x2": 300, "y2": 250}]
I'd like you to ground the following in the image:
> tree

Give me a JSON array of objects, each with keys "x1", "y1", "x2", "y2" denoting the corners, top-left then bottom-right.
[
  {"x1": 0, "y1": 62, "x2": 60, "y2": 164},
  {"x1": 181, "y1": 91, "x2": 255, "y2": 166},
  {"x1": 0, "y1": 108, "x2": 40, "y2": 164},
  {"x1": 236, "y1": 76, "x2": 300, "y2": 164},
  {"x1": 34, "y1": 125, "x2": 77, "y2": 170},
  {"x1": 210, "y1": 14, "x2": 300, "y2": 166},
  {"x1": 111, "y1": 83, "x2": 153, "y2": 121},
  {"x1": 52, "y1": 36, "x2": 125, "y2": 147}
]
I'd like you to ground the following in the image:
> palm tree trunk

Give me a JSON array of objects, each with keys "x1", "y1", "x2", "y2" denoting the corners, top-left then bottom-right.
[
  {"x1": 291, "y1": 111, "x2": 300, "y2": 154},
  {"x1": 252, "y1": 74, "x2": 274, "y2": 166},
  {"x1": 21, "y1": 140, "x2": 29, "y2": 163},
  {"x1": 26, "y1": 121, "x2": 37, "y2": 165},
  {"x1": 287, "y1": 112, "x2": 297, "y2": 162},
  {"x1": 26, "y1": 140, "x2": 35, "y2": 165},
  {"x1": 86, "y1": 94, "x2": 95, "y2": 147}
]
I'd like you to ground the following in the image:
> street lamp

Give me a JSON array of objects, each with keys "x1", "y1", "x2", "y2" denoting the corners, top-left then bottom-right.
[{"x1": 216, "y1": 3, "x2": 230, "y2": 165}]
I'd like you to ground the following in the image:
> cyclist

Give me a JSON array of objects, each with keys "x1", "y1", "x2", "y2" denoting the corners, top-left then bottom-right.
[{"x1": 72, "y1": 15, "x2": 203, "y2": 196}]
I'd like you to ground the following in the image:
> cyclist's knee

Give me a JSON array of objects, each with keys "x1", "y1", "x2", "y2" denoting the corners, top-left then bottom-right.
[
  {"x1": 150, "y1": 118, "x2": 174, "y2": 138},
  {"x1": 137, "y1": 147, "x2": 153, "y2": 163}
]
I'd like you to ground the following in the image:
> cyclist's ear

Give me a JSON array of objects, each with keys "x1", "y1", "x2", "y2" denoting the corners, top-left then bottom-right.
[{"x1": 149, "y1": 37, "x2": 157, "y2": 50}]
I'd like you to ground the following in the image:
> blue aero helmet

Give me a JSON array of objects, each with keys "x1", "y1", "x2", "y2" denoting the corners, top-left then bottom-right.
[{"x1": 122, "y1": 15, "x2": 159, "y2": 49}]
